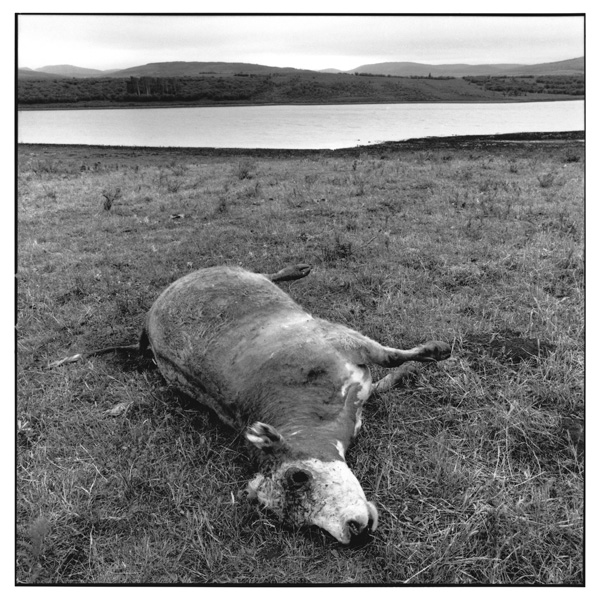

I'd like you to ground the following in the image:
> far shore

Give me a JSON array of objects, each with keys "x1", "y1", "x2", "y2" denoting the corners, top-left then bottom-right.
[{"x1": 17, "y1": 96, "x2": 583, "y2": 112}]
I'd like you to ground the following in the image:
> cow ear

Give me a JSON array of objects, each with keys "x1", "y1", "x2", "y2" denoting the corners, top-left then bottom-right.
[{"x1": 245, "y1": 422, "x2": 285, "y2": 451}]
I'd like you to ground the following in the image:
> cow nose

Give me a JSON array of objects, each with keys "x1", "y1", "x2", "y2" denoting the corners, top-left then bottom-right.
[
  {"x1": 347, "y1": 518, "x2": 367, "y2": 537},
  {"x1": 345, "y1": 502, "x2": 378, "y2": 541}
]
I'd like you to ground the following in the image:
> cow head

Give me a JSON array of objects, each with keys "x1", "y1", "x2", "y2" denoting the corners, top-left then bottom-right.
[{"x1": 243, "y1": 386, "x2": 378, "y2": 544}]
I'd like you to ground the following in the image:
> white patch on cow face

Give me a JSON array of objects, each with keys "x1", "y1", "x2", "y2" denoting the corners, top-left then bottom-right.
[{"x1": 246, "y1": 458, "x2": 378, "y2": 545}]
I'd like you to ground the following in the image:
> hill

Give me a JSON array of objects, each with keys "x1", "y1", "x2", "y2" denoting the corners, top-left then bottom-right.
[
  {"x1": 350, "y1": 57, "x2": 584, "y2": 77},
  {"x1": 351, "y1": 62, "x2": 521, "y2": 77},
  {"x1": 28, "y1": 61, "x2": 317, "y2": 79},
  {"x1": 500, "y1": 57, "x2": 584, "y2": 76},
  {"x1": 36, "y1": 64, "x2": 110, "y2": 77},
  {"x1": 17, "y1": 57, "x2": 584, "y2": 109},
  {"x1": 18, "y1": 68, "x2": 67, "y2": 80},
  {"x1": 20, "y1": 57, "x2": 584, "y2": 80}
]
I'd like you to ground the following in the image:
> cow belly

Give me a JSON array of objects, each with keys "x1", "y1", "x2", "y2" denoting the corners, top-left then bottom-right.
[
  {"x1": 144, "y1": 266, "x2": 370, "y2": 431},
  {"x1": 152, "y1": 348, "x2": 241, "y2": 428}
]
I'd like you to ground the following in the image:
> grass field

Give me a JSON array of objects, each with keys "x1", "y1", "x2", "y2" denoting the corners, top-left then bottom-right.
[{"x1": 16, "y1": 136, "x2": 584, "y2": 584}]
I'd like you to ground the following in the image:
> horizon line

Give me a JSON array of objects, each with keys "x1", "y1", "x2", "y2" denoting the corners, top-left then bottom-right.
[{"x1": 19, "y1": 55, "x2": 584, "y2": 73}]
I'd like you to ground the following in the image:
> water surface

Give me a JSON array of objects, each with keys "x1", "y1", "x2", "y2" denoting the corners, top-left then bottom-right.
[{"x1": 17, "y1": 101, "x2": 583, "y2": 149}]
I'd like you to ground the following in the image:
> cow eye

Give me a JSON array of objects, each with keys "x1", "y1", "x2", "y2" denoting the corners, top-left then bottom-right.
[{"x1": 285, "y1": 467, "x2": 312, "y2": 490}]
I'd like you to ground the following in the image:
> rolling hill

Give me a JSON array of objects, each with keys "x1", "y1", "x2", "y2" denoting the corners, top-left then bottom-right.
[
  {"x1": 35, "y1": 64, "x2": 112, "y2": 77},
  {"x1": 350, "y1": 57, "x2": 583, "y2": 77},
  {"x1": 114, "y1": 61, "x2": 317, "y2": 77},
  {"x1": 498, "y1": 57, "x2": 584, "y2": 76},
  {"x1": 18, "y1": 68, "x2": 67, "y2": 80},
  {"x1": 17, "y1": 57, "x2": 584, "y2": 109},
  {"x1": 19, "y1": 57, "x2": 584, "y2": 80}
]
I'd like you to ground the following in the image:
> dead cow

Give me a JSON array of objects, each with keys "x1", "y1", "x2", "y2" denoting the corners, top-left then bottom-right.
[
  {"x1": 52, "y1": 264, "x2": 451, "y2": 544},
  {"x1": 146, "y1": 264, "x2": 451, "y2": 543}
]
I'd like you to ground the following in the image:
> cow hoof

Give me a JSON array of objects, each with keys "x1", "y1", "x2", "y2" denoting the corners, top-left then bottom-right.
[
  {"x1": 389, "y1": 363, "x2": 419, "y2": 387},
  {"x1": 421, "y1": 341, "x2": 452, "y2": 362},
  {"x1": 399, "y1": 363, "x2": 420, "y2": 380},
  {"x1": 294, "y1": 263, "x2": 312, "y2": 278},
  {"x1": 269, "y1": 264, "x2": 312, "y2": 282}
]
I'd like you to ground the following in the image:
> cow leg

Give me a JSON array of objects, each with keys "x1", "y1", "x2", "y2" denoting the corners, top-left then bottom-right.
[
  {"x1": 320, "y1": 322, "x2": 451, "y2": 368},
  {"x1": 372, "y1": 364, "x2": 419, "y2": 394},
  {"x1": 266, "y1": 263, "x2": 311, "y2": 283},
  {"x1": 362, "y1": 339, "x2": 452, "y2": 368}
]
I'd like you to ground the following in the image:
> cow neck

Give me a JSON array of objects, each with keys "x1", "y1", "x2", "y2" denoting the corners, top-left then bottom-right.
[{"x1": 278, "y1": 419, "x2": 355, "y2": 463}]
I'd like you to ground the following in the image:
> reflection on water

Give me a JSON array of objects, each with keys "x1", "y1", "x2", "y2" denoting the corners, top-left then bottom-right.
[{"x1": 17, "y1": 101, "x2": 583, "y2": 149}]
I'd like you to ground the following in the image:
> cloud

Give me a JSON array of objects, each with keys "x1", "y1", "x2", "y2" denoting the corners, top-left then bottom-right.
[{"x1": 18, "y1": 14, "x2": 584, "y2": 72}]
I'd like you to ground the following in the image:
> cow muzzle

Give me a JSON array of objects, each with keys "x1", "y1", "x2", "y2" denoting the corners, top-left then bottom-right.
[
  {"x1": 246, "y1": 459, "x2": 379, "y2": 545},
  {"x1": 338, "y1": 500, "x2": 379, "y2": 544}
]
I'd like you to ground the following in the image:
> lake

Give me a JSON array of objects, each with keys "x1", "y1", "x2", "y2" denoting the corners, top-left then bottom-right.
[{"x1": 17, "y1": 101, "x2": 583, "y2": 150}]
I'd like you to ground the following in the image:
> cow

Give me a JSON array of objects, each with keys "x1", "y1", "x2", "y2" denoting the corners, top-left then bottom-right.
[{"x1": 50, "y1": 264, "x2": 451, "y2": 544}]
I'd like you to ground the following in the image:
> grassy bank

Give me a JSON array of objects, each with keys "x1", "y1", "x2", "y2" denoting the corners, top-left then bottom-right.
[
  {"x1": 17, "y1": 136, "x2": 584, "y2": 584},
  {"x1": 17, "y1": 72, "x2": 584, "y2": 111}
]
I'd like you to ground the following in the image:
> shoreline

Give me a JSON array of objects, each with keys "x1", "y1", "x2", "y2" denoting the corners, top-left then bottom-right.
[
  {"x1": 17, "y1": 96, "x2": 583, "y2": 112},
  {"x1": 18, "y1": 131, "x2": 584, "y2": 158}
]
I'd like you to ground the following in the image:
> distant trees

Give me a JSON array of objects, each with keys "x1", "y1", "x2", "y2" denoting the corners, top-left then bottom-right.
[
  {"x1": 464, "y1": 75, "x2": 584, "y2": 96},
  {"x1": 18, "y1": 78, "x2": 127, "y2": 104},
  {"x1": 17, "y1": 73, "x2": 584, "y2": 107},
  {"x1": 126, "y1": 77, "x2": 180, "y2": 97},
  {"x1": 355, "y1": 72, "x2": 455, "y2": 80}
]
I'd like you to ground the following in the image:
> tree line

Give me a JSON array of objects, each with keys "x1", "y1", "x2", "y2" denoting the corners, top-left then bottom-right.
[
  {"x1": 17, "y1": 73, "x2": 584, "y2": 106},
  {"x1": 464, "y1": 75, "x2": 584, "y2": 97}
]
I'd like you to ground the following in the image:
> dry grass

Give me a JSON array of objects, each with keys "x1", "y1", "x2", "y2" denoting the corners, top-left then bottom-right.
[{"x1": 16, "y1": 139, "x2": 583, "y2": 584}]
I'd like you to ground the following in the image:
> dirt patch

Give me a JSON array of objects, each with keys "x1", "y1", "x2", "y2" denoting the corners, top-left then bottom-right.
[{"x1": 463, "y1": 331, "x2": 556, "y2": 367}]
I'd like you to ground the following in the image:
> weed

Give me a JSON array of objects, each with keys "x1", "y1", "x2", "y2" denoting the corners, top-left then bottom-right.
[
  {"x1": 41, "y1": 186, "x2": 57, "y2": 200},
  {"x1": 537, "y1": 172, "x2": 556, "y2": 188},
  {"x1": 17, "y1": 516, "x2": 51, "y2": 583},
  {"x1": 353, "y1": 176, "x2": 366, "y2": 196},
  {"x1": 30, "y1": 159, "x2": 61, "y2": 174},
  {"x1": 102, "y1": 187, "x2": 122, "y2": 211},
  {"x1": 321, "y1": 234, "x2": 354, "y2": 264},
  {"x1": 345, "y1": 219, "x2": 359, "y2": 232},
  {"x1": 215, "y1": 196, "x2": 229, "y2": 214},
  {"x1": 235, "y1": 159, "x2": 255, "y2": 180},
  {"x1": 166, "y1": 179, "x2": 183, "y2": 193},
  {"x1": 169, "y1": 163, "x2": 188, "y2": 177}
]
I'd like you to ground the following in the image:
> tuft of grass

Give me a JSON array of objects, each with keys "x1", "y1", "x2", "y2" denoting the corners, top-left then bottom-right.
[
  {"x1": 17, "y1": 516, "x2": 51, "y2": 583},
  {"x1": 537, "y1": 172, "x2": 556, "y2": 188},
  {"x1": 320, "y1": 234, "x2": 354, "y2": 265},
  {"x1": 17, "y1": 140, "x2": 583, "y2": 584},
  {"x1": 101, "y1": 187, "x2": 122, "y2": 211},
  {"x1": 235, "y1": 159, "x2": 256, "y2": 180}
]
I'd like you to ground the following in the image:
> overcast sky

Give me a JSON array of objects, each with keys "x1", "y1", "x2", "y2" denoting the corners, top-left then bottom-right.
[{"x1": 18, "y1": 14, "x2": 584, "y2": 72}]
